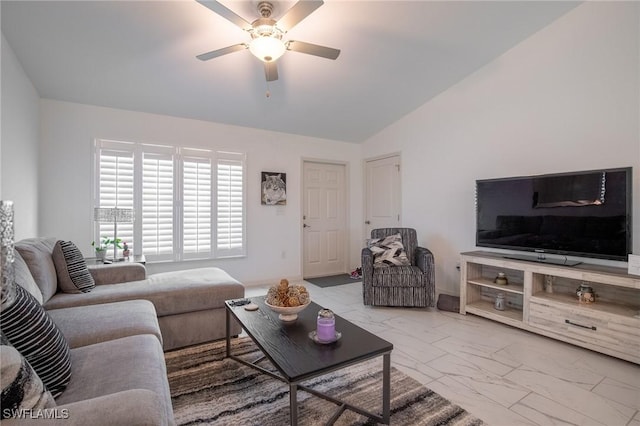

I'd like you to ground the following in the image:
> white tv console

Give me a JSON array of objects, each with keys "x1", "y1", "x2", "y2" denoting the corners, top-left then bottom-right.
[{"x1": 459, "y1": 251, "x2": 640, "y2": 364}]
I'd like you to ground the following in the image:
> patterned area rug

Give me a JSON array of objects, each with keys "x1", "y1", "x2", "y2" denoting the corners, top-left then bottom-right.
[{"x1": 166, "y1": 337, "x2": 485, "y2": 426}]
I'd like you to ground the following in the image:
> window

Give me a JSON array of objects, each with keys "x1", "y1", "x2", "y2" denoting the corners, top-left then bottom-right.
[
  {"x1": 216, "y1": 153, "x2": 244, "y2": 256},
  {"x1": 94, "y1": 139, "x2": 245, "y2": 261},
  {"x1": 183, "y1": 154, "x2": 212, "y2": 257},
  {"x1": 95, "y1": 142, "x2": 134, "y2": 250}
]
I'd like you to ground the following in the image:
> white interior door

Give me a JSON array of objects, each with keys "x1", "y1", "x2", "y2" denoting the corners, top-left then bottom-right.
[
  {"x1": 364, "y1": 155, "x2": 401, "y2": 238},
  {"x1": 303, "y1": 161, "x2": 347, "y2": 278}
]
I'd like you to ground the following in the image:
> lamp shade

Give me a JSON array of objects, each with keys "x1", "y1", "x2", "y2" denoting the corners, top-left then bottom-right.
[
  {"x1": 94, "y1": 207, "x2": 134, "y2": 223},
  {"x1": 249, "y1": 37, "x2": 286, "y2": 62}
]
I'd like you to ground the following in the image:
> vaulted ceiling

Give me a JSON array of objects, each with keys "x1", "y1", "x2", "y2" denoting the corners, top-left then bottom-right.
[{"x1": 1, "y1": 1, "x2": 578, "y2": 142}]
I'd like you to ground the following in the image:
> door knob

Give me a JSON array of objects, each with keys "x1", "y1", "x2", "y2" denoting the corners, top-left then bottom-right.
[
  {"x1": 365, "y1": 220, "x2": 371, "y2": 224},
  {"x1": 303, "y1": 224, "x2": 310, "y2": 228}
]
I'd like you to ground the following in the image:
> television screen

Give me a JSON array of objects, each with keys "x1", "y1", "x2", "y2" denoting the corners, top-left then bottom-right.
[{"x1": 476, "y1": 167, "x2": 632, "y2": 262}]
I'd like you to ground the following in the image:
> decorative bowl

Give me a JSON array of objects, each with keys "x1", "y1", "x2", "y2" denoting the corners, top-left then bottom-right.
[{"x1": 264, "y1": 300, "x2": 311, "y2": 322}]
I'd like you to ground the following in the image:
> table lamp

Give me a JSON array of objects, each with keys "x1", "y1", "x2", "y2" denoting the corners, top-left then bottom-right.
[{"x1": 93, "y1": 207, "x2": 134, "y2": 261}]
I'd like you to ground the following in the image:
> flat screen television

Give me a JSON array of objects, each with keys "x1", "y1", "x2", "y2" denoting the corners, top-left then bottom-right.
[{"x1": 476, "y1": 167, "x2": 632, "y2": 265}]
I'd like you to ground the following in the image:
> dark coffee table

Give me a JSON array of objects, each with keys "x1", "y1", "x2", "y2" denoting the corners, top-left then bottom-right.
[{"x1": 225, "y1": 296, "x2": 393, "y2": 425}]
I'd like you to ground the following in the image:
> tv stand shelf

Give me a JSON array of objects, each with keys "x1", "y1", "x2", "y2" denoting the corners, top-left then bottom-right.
[
  {"x1": 460, "y1": 251, "x2": 640, "y2": 364},
  {"x1": 468, "y1": 278, "x2": 524, "y2": 295}
]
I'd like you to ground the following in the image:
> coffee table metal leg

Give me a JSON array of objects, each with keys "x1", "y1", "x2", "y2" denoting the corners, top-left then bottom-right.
[
  {"x1": 290, "y1": 383, "x2": 298, "y2": 426},
  {"x1": 382, "y1": 352, "x2": 391, "y2": 424},
  {"x1": 225, "y1": 307, "x2": 231, "y2": 358}
]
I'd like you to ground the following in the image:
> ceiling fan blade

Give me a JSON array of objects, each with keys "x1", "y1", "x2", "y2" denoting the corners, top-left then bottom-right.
[
  {"x1": 287, "y1": 40, "x2": 340, "y2": 60},
  {"x1": 196, "y1": 0, "x2": 252, "y2": 30},
  {"x1": 277, "y1": 1, "x2": 324, "y2": 32},
  {"x1": 196, "y1": 43, "x2": 247, "y2": 61},
  {"x1": 264, "y1": 62, "x2": 278, "y2": 82}
]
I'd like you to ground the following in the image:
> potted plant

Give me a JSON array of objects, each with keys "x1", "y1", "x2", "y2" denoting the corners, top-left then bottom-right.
[{"x1": 91, "y1": 237, "x2": 122, "y2": 261}]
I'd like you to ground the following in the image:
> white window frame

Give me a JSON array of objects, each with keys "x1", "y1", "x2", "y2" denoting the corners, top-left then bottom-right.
[{"x1": 93, "y1": 139, "x2": 246, "y2": 262}]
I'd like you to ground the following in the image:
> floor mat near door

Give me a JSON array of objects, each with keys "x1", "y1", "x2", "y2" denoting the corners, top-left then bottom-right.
[{"x1": 305, "y1": 274, "x2": 360, "y2": 288}]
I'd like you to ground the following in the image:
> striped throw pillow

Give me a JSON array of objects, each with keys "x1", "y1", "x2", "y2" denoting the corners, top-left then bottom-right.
[
  {"x1": 0, "y1": 284, "x2": 71, "y2": 397},
  {"x1": 1, "y1": 333, "x2": 56, "y2": 419},
  {"x1": 52, "y1": 240, "x2": 95, "y2": 293}
]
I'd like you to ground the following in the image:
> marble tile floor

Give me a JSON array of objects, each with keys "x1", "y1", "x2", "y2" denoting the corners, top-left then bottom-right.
[{"x1": 244, "y1": 281, "x2": 640, "y2": 426}]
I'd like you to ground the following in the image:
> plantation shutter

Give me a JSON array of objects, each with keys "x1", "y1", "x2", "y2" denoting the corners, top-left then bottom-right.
[
  {"x1": 183, "y1": 151, "x2": 212, "y2": 258},
  {"x1": 216, "y1": 153, "x2": 245, "y2": 257},
  {"x1": 142, "y1": 149, "x2": 174, "y2": 259},
  {"x1": 95, "y1": 140, "x2": 245, "y2": 262},
  {"x1": 96, "y1": 143, "x2": 134, "y2": 254}
]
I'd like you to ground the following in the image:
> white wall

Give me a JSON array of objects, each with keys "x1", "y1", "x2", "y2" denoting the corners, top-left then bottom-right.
[
  {"x1": 6, "y1": 2, "x2": 639, "y2": 294},
  {"x1": 363, "y1": 2, "x2": 640, "y2": 296},
  {"x1": 39, "y1": 100, "x2": 363, "y2": 285},
  {"x1": 1, "y1": 33, "x2": 40, "y2": 239}
]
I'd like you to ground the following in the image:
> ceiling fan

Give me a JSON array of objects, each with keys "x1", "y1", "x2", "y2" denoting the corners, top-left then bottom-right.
[{"x1": 196, "y1": 0, "x2": 340, "y2": 82}]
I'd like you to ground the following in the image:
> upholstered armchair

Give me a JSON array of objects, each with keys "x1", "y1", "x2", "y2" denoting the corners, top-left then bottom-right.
[{"x1": 362, "y1": 228, "x2": 435, "y2": 307}]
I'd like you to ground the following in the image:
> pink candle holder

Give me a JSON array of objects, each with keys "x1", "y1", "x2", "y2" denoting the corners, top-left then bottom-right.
[{"x1": 316, "y1": 309, "x2": 336, "y2": 342}]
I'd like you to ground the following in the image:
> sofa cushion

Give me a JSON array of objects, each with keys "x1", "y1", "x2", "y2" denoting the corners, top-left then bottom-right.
[
  {"x1": 368, "y1": 233, "x2": 411, "y2": 267},
  {"x1": 15, "y1": 238, "x2": 58, "y2": 303},
  {"x1": 51, "y1": 389, "x2": 168, "y2": 426},
  {"x1": 372, "y1": 265, "x2": 425, "y2": 287},
  {"x1": 47, "y1": 300, "x2": 162, "y2": 349},
  {"x1": 44, "y1": 267, "x2": 244, "y2": 316},
  {"x1": 88, "y1": 263, "x2": 146, "y2": 285},
  {"x1": 52, "y1": 240, "x2": 95, "y2": 294},
  {"x1": 0, "y1": 284, "x2": 71, "y2": 397},
  {"x1": 56, "y1": 334, "x2": 173, "y2": 423},
  {"x1": 13, "y1": 251, "x2": 44, "y2": 305},
  {"x1": 0, "y1": 333, "x2": 56, "y2": 419}
]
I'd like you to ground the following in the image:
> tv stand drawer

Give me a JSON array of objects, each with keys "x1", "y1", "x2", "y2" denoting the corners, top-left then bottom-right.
[{"x1": 529, "y1": 298, "x2": 640, "y2": 363}]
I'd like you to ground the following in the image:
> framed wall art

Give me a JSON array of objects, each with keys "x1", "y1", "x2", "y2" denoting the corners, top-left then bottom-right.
[{"x1": 261, "y1": 172, "x2": 287, "y2": 205}]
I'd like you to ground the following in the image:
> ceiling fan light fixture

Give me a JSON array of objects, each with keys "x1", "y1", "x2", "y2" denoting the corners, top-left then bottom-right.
[
  {"x1": 249, "y1": 36, "x2": 286, "y2": 62},
  {"x1": 196, "y1": 0, "x2": 340, "y2": 83}
]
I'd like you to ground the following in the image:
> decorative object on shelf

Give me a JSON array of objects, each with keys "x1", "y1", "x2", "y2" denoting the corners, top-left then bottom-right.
[
  {"x1": 91, "y1": 239, "x2": 107, "y2": 261},
  {"x1": 544, "y1": 275, "x2": 554, "y2": 293},
  {"x1": 91, "y1": 237, "x2": 121, "y2": 262},
  {"x1": 1, "y1": 200, "x2": 16, "y2": 307},
  {"x1": 122, "y1": 242, "x2": 130, "y2": 258},
  {"x1": 93, "y1": 207, "x2": 134, "y2": 260},
  {"x1": 261, "y1": 172, "x2": 286, "y2": 205},
  {"x1": 316, "y1": 308, "x2": 336, "y2": 343},
  {"x1": 265, "y1": 278, "x2": 310, "y2": 321},
  {"x1": 494, "y1": 272, "x2": 508, "y2": 285},
  {"x1": 576, "y1": 283, "x2": 595, "y2": 304},
  {"x1": 494, "y1": 292, "x2": 506, "y2": 311}
]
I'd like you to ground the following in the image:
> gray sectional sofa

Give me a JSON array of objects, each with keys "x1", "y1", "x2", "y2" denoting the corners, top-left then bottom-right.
[
  {"x1": 2, "y1": 237, "x2": 245, "y2": 425},
  {"x1": 16, "y1": 238, "x2": 244, "y2": 350}
]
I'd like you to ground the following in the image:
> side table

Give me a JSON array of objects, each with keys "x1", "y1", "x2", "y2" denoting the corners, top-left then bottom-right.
[{"x1": 86, "y1": 254, "x2": 146, "y2": 265}]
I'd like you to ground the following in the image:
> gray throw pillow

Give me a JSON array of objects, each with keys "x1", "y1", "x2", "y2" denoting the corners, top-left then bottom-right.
[
  {"x1": 0, "y1": 333, "x2": 56, "y2": 419},
  {"x1": 0, "y1": 284, "x2": 71, "y2": 397},
  {"x1": 15, "y1": 238, "x2": 59, "y2": 303},
  {"x1": 52, "y1": 240, "x2": 95, "y2": 293}
]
